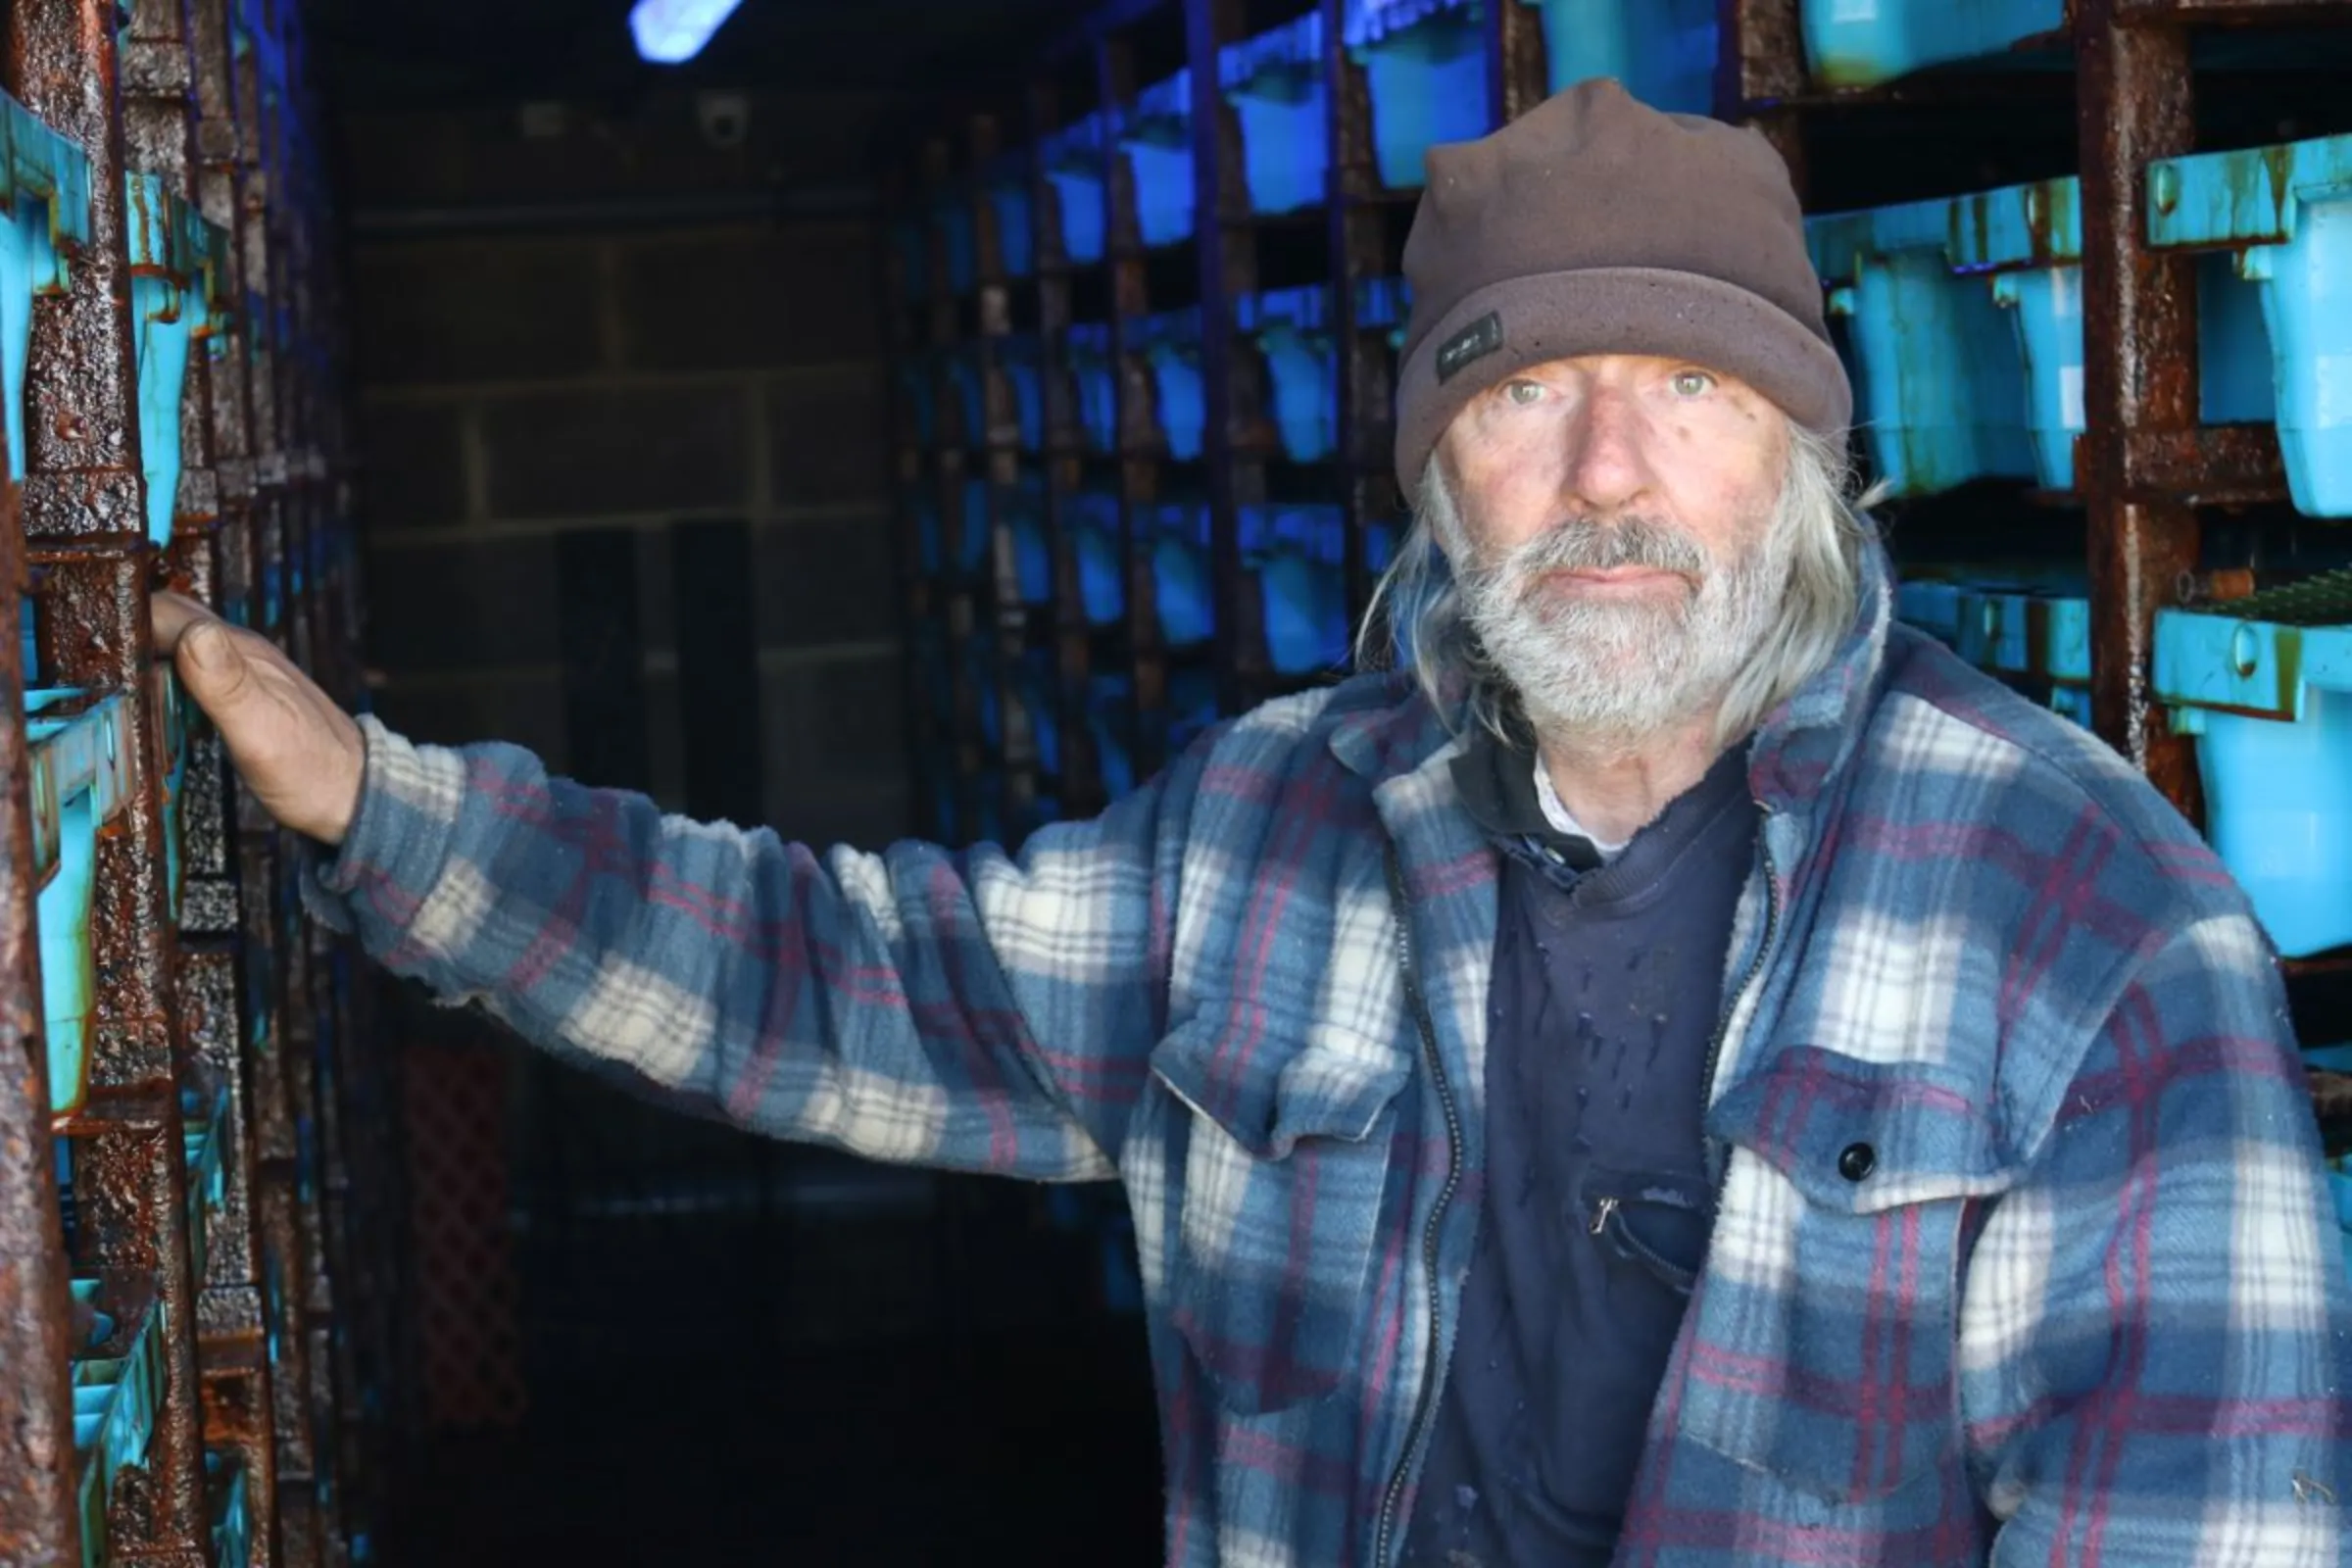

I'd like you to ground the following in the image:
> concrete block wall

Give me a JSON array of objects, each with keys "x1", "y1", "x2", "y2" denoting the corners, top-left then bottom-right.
[{"x1": 344, "y1": 90, "x2": 912, "y2": 850}]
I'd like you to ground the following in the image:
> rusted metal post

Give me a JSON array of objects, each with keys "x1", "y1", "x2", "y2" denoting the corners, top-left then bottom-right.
[
  {"x1": 2075, "y1": 0, "x2": 2203, "y2": 820},
  {"x1": 1488, "y1": 0, "x2": 1549, "y2": 122},
  {"x1": 1191, "y1": 0, "x2": 1266, "y2": 715},
  {"x1": 1716, "y1": 0, "x2": 1809, "y2": 192},
  {"x1": 0, "y1": 416, "x2": 84, "y2": 1568},
  {"x1": 6, "y1": 2, "x2": 211, "y2": 1562},
  {"x1": 1324, "y1": 0, "x2": 1399, "y2": 641}
]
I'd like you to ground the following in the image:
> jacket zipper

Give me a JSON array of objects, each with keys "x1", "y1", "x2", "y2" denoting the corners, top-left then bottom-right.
[
  {"x1": 1699, "y1": 807, "x2": 1780, "y2": 1193},
  {"x1": 1372, "y1": 842, "x2": 1463, "y2": 1568}
]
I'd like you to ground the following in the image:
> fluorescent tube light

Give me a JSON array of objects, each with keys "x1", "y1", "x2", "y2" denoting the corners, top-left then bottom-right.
[{"x1": 629, "y1": 0, "x2": 746, "y2": 64}]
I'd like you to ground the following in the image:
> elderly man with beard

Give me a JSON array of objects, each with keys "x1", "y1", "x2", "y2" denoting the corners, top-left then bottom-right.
[{"x1": 154, "y1": 80, "x2": 2345, "y2": 1568}]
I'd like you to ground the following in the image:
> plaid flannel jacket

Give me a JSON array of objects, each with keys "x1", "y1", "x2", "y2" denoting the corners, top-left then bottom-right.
[{"x1": 308, "y1": 546, "x2": 2351, "y2": 1566}]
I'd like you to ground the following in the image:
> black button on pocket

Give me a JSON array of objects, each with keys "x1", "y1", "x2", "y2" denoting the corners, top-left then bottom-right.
[{"x1": 1838, "y1": 1142, "x2": 1877, "y2": 1183}]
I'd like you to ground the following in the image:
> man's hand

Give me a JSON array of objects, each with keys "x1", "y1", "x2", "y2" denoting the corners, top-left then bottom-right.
[{"x1": 150, "y1": 592, "x2": 367, "y2": 846}]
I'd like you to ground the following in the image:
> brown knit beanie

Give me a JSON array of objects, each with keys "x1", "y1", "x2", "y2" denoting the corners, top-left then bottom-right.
[{"x1": 1393, "y1": 78, "x2": 1851, "y2": 494}]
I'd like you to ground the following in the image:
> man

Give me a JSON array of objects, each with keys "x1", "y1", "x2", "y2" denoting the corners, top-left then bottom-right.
[{"x1": 156, "y1": 80, "x2": 2347, "y2": 1567}]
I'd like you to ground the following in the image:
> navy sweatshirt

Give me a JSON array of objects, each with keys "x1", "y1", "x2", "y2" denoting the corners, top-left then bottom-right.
[{"x1": 1398, "y1": 724, "x2": 1757, "y2": 1567}]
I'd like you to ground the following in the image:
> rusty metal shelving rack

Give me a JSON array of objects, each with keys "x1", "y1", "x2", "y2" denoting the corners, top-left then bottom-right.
[{"x1": 0, "y1": 0, "x2": 394, "y2": 1564}]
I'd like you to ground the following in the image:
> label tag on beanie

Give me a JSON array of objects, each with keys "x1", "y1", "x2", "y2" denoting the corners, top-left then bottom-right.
[{"x1": 1435, "y1": 312, "x2": 1503, "y2": 383}]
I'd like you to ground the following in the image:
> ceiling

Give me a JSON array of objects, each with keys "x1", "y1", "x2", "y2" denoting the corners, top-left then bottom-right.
[{"x1": 310, "y1": 0, "x2": 1088, "y2": 112}]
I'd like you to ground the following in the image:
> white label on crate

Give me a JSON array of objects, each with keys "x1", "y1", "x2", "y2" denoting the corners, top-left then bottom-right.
[
  {"x1": 1830, "y1": 0, "x2": 1881, "y2": 21},
  {"x1": 2061, "y1": 366, "x2": 2085, "y2": 430}
]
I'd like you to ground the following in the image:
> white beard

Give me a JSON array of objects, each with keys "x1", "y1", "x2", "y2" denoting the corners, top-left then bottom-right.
[{"x1": 1447, "y1": 507, "x2": 1795, "y2": 746}]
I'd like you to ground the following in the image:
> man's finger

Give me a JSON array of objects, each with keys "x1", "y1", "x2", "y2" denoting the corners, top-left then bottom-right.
[
  {"x1": 150, "y1": 591, "x2": 215, "y2": 656},
  {"x1": 175, "y1": 619, "x2": 254, "y2": 710}
]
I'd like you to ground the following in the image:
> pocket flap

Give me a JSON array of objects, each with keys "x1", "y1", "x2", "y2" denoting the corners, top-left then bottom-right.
[
  {"x1": 1150, "y1": 999, "x2": 1411, "y2": 1160},
  {"x1": 1706, "y1": 1045, "x2": 2027, "y2": 1215}
]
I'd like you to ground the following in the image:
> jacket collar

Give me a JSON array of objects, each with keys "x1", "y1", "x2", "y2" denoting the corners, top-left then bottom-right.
[{"x1": 1328, "y1": 536, "x2": 1896, "y2": 821}]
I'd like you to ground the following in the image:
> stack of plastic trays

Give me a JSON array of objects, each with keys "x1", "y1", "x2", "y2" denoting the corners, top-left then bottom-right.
[
  {"x1": 182, "y1": 1086, "x2": 228, "y2": 1288},
  {"x1": 1517, "y1": 0, "x2": 1717, "y2": 114},
  {"x1": 27, "y1": 689, "x2": 134, "y2": 1121},
  {"x1": 1799, "y1": 0, "x2": 2064, "y2": 90},
  {"x1": 1220, "y1": 11, "x2": 1329, "y2": 216},
  {"x1": 125, "y1": 170, "x2": 231, "y2": 549},
  {"x1": 1344, "y1": 0, "x2": 1493, "y2": 191},
  {"x1": 1120, "y1": 69, "x2": 1197, "y2": 250},
  {"x1": 1237, "y1": 283, "x2": 1338, "y2": 464},
  {"x1": 2153, "y1": 572, "x2": 2352, "y2": 959},
  {"x1": 946, "y1": 348, "x2": 986, "y2": 451},
  {"x1": 1807, "y1": 177, "x2": 2267, "y2": 497},
  {"x1": 2144, "y1": 130, "x2": 2352, "y2": 517},
  {"x1": 72, "y1": 1297, "x2": 166, "y2": 1568},
  {"x1": 0, "y1": 91, "x2": 93, "y2": 487},
  {"x1": 1136, "y1": 309, "x2": 1205, "y2": 460},
  {"x1": 1039, "y1": 113, "x2": 1109, "y2": 266},
  {"x1": 1951, "y1": 586, "x2": 2092, "y2": 727}
]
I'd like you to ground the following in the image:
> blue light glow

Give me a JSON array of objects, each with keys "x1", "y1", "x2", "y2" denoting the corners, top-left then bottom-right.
[{"x1": 629, "y1": 0, "x2": 747, "y2": 64}]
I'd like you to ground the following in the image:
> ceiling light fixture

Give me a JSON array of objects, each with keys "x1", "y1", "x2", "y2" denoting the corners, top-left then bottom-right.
[{"x1": 628, "y1": 0, "x2": 746, "y2": 64}]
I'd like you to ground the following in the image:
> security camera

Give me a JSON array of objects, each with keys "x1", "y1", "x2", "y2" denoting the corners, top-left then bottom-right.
[{"x1": 697, "y1": 91, "x2": 750, "y2": 150}]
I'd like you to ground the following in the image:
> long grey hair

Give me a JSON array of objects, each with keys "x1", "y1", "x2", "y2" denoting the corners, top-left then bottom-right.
[{"x1": 1353, "y1": 421, "x2": 1879, "y2": 749}]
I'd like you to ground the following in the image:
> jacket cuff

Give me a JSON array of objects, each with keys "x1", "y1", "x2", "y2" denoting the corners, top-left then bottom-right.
[{"x1": 302, "y1": 713, "x2": 468, "y2": 936}]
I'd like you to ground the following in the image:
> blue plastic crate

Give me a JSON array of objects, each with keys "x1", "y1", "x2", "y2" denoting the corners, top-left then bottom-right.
[
  {"x1": 1346, "y1": 0, "x2": 1494, "y2": 191},
  {"x1": 1070, "y1": 489, "x2": 1125, "y2": 626},
  {"x1": 896, "y1": 358, "x2": 937, "y2": 447},
  {"x1": 1894, "y1": 578, "x2": 1965, "y2": 646},
  {"x1": 73, "y1": 1294, "x2": 166, "y2": 1568},
  {"x1": 933, "y1": 191, "x2": 977, "y2": 296},
  {"x1": 1088, "y1": 674, "x2": 1138, "y2": 797},
  {"x1": 983, "y1": 153, "x2": 1036, "y2": 279},
  {"x1": 183, "y1": 1086, "x2": 227, "y2": 1286},
  {"x1": 2146, "y1": 131, "x2": 2352, "y2": 516},
  {"x1": 126, "y1": 171, "x2": 232, "y2": 548},
  {"x1": 1220, "y1": 11, "x2": 1330, "y2": 216},
  {"x1": 1357, "y1": 274, "x2": 1417, "y2": 356},
  {"x1": 909, "y1": 487, "x2": 944, "y2": 575},
  {"x1": 1040, "y1": 114, "x2": 1109, "y2": 265},
  {"x1": 1121, "y1": 70, "x2": 1197, "y2": 249},
  {"x1": 2153, "y1": 610, "x2": 2352, "y2": 957},
  {"x1": 1952, "y1": 588, "x2": 2090, "y2": 724},
  {"x1": 1167, "y1": 666, "x2": 1224, "y2": 754},
  {"x1": 1800, "y1": 0, "x2": 2064, "y2": 90},
  {"x1": 946, "y1": 350, "x2": 985, "y2": 449},
  {"x1": 892, "y1": 216, "x2": 926, "y2": 302},
  {"x1": 1520, "y1": 0, "x2": 1717, "y2": 114},
  {"x1": 996, "y1": 335, "x2": 1046, "y2": 451},
  {"x1": 1153, "y1": 499, "x2": 1216, "y2": 647},
  {"x1": 956, "y1": 476, "x2": 992, "y2": 577},
  {"x1": 21, "y1": 597, "x2": 36, "y2": 683},
  {"x1": 1238, "y1": 284, "x2": 1338, "y2": 464},
  {"x1": 1137, "y1": 309, "x2": 1205, "y2": 459},
  {"x1": 1016, "y1": 649, "x2": 1061, "y2": 775},
  {"x1": 1810, "y1": 179, "x2": 2265, "y2": 496},
  {"x1": 28, "y1": 690, "x2": 133, "y2": 1119},
  {"x1": 209, "y1": 1452, "x2": 252, "y2": 1568},
  {"x1": 0, "y1": 93, "x2": 92, "y2": 486},
  {"x1": 1065, "y1": 323, "x2": 1118, "y2": 453},
  {"x1": 1004, "y1": 469, "x2": 1051, "y2": 605}
]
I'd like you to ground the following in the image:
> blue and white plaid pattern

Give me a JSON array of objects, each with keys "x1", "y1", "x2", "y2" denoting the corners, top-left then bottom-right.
[{"x1": 307, "y1": 543, "x2": 2350, "y2": 1566}]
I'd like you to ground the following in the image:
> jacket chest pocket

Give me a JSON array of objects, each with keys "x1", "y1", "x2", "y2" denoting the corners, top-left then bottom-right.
[
  {"x1": 1678, "y1": 1045, "x2": 2025, "y2": 1507},
  {"x1": 1150, "y1": 999, "x2": 1413, "y2": 1418}
]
